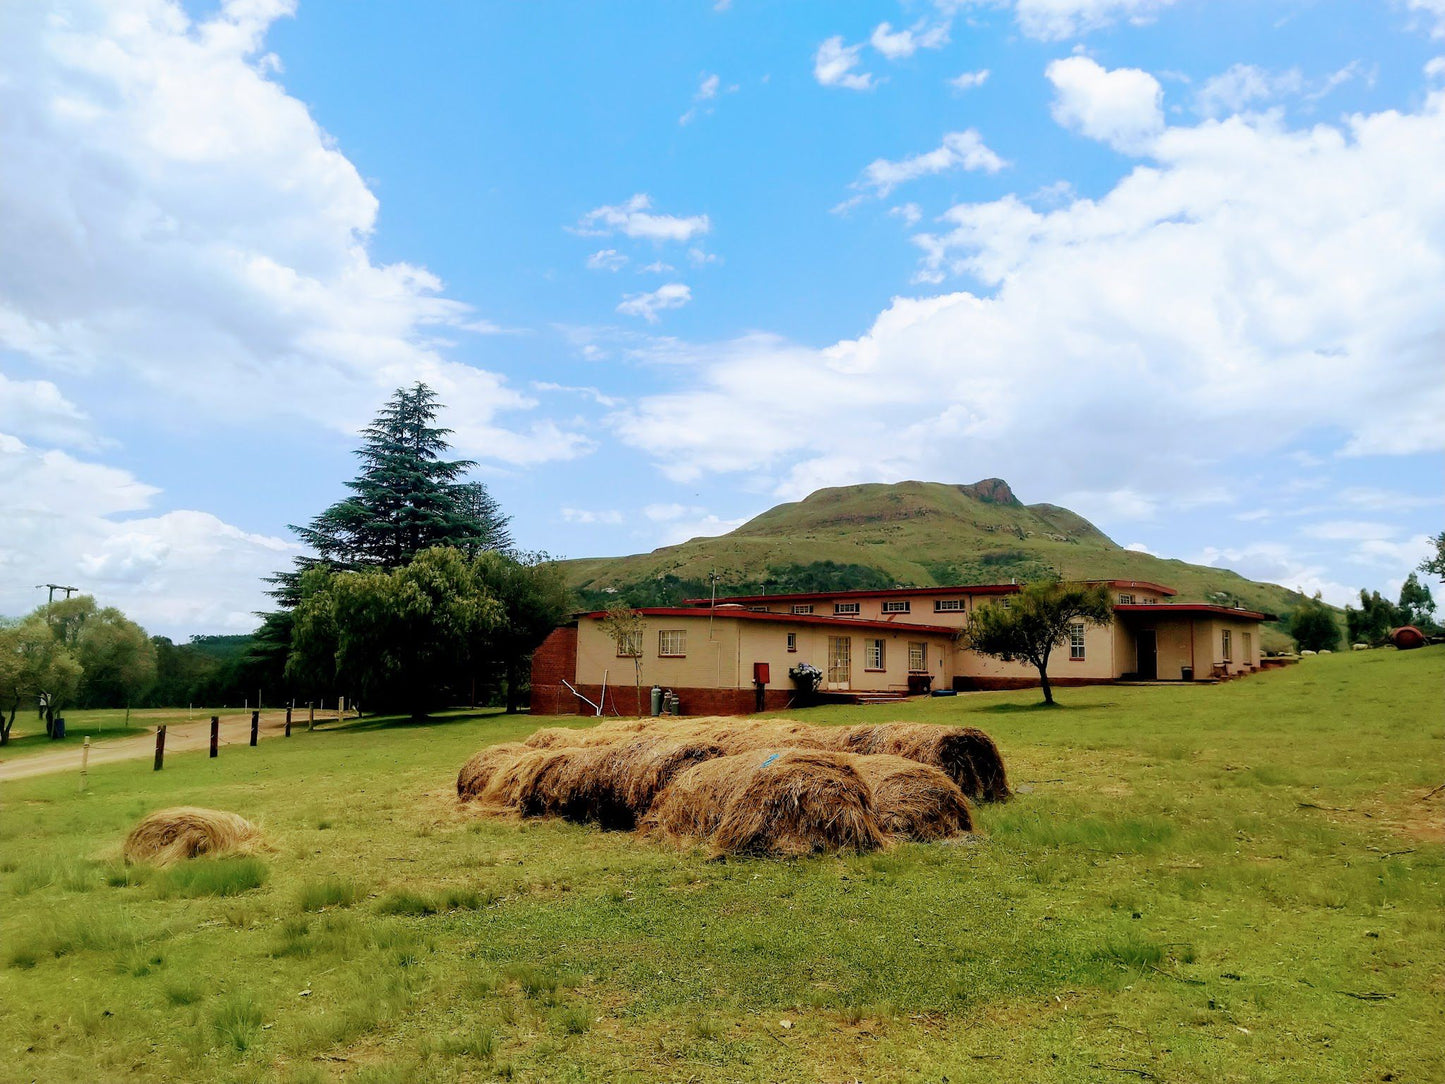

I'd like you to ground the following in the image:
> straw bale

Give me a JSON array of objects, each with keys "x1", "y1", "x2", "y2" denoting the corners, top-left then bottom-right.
[
  {"x1": 850, "y1": 754, "x2": 973, "y2": 841},
  {"x1": 122, "y1": 807, "x2": 262, "y2": 866}
]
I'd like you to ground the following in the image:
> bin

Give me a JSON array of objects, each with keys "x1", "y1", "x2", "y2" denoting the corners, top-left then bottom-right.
[{"x1": 1180, "y1": 666, "x2": 1193, "y2": 682}]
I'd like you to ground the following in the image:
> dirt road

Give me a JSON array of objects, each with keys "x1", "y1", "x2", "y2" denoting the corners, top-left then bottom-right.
[{"x1": 0, "y1": 709, "x2": 335, "y2": 783}]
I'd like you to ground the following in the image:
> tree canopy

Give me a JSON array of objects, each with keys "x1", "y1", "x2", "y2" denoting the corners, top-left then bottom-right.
[
  {"x1": 965, "y1": 581, "x2": 1114, "y2": 705},
  {"x1": 1290, "y1": 594, "x2": 1341, "y2": 652}
]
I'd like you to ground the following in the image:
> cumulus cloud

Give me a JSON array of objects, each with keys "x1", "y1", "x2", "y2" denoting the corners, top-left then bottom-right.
[
  {"x1": 1194, "y1": 62, "x2": 1366, "y2": 119},
  {"x1": 1047, "y1": 56, "x2": 1164, "y2": 153},
  {"x1": 617, "y1": 283, "x2": 693, "y2": 323},
  {"x1": 814, "y1": 36, "x2": 877, "y2": 90},
  {"x1": 609, "y1": 90, "x2": 1445, "y2": 532},
  {"x1": 561, "y1": 507, "x2": 624, "y2": 526},
  {"x1": 941, "y1": 0, "x2": 1180, "y2": 40},
  {"x1": 1197, "y1": 542, "x2": 1358, "y2": 607},
  {"x1": 0, "y1": 433, "x2": 293, "y2": 635},
  {"x1": 0, "y1": 0, "x2": 581, "y2": 467},
  {"x1": 949, "y1": 69, "x2": 991, "y2": 91},
  {"x1": 855, "y1": 131, "x2": 1007, "y2": 199},
  {"x1": 575, "y1": 194, "x2": 711, "y2": 243},
  {"x1": 0, "y1": 373, "x2": 101, "y2": 450},
  {"x1": 870, "y1": 20, "x2": 950, "y2": 60}
]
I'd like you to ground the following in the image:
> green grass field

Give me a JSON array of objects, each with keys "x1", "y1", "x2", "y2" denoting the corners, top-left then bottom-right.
[
  {"x1": 1, "y1": 706, "x2": 221, "y2": 757},
  {"x1": 2, "y1": 649, "x2": 1441, "y2": 1083}
]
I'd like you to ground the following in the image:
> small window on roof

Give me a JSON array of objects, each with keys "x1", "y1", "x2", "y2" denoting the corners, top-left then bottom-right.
[
  {"x1": 791, "y1": 604, "x2": 814, "y2": 615},
  {"x1": 834, "y1": 602, "x2": 861, "y2": 615},
  {"x1": 882, "y1": 600, "x2": 910, "y2": 613},
  {"x1": 1118, "y1": 593, "x2": 1134, "y2": 605},
  {"x1": 934, "y1": 598, "x2": 964, "y2": 612}
]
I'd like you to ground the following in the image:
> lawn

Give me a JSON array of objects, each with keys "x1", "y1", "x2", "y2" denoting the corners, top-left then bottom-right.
[
  {"x1": 1, "y1": 648, "x2": 1441, "y2": 1083},
  {"x1": 1, "y1": 706, "x2": 223, "y2": 757}
]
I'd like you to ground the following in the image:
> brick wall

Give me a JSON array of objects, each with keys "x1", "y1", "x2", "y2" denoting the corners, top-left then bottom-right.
[
  {"x1": 533, "y1": 678, "x2": 794, "y2": 718},
  {"x1": 528, "y1": 626, "x2": 578, "y2": 715}
]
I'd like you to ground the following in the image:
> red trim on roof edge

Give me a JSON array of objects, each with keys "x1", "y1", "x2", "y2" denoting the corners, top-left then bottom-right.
[{"x1": 1114, "y1": 604, "x2": 1275, "y2": 621}]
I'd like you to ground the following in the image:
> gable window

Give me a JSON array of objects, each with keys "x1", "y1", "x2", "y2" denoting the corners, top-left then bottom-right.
[
  {"x1": 882, "y1": 600, "x2": 910, "y2": 614},
  {"x1": 1118, "y1": 593, "x2": 1135, "y2": 605},
  {"x1": 1221, "y1": 629, "x2": 1233, "y2": 662},
  {"x1": 791, "y1": 604, "x2": 814, "y2": 615},
  {"x1": 834, "y1": 602, "x2": 861, "y2": 615},
  {"x1": 908, "y1": 641, "x2": 927, "y2": 671},
  {"x1": 934, "y1": 598, "x2": 964, "y2": 612},
  {"x1": 864, "y1": 638, "x2": 885, "y2": 670},
  {"x1": 658, "y1": 630, "x2": 686, "y2": 657},
  {"x1": 615, "y1": 631, "x2": 642, "y2": 658},
  {"x1": 786, "y1": 632, "x2": 797, "y2": 653},
  {"x1": 1069, "y1": 623, "x2": 1086, "y2": 660}
]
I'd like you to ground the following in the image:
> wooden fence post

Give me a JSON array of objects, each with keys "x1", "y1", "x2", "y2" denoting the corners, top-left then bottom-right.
[
  {"x1": 79, "y1": 735, "x2": 90, "y2": 792},
  {"x1": 153, "y1": 726, "x2": 166, "y2": 771},
  {"x1": 250, "y1": 710, "x2": 259, "y2": 747},
  {"x1": 284, "y1": 703, "x2": 292, "y2": 737},
  {"x1": 308, "y1": 702, "x2": 315, "y2": 731},
  {"x1": 210, "y1": 715, "x2": 219, "y2": 758}
]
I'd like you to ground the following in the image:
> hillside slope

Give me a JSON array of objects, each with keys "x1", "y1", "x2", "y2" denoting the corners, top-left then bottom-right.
[{"x1": 559, "y1": 479, "x2": 1310, "y2": 645}]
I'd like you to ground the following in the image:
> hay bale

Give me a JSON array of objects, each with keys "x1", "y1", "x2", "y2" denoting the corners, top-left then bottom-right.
[
  {"x1": 830, "y1": 723, "x2": 1010, "y2": 802},
  {"x1": 476, "y1": 747, "x2": 581, "y2": 815},
  {"x1": 850, "y1": 754, "x2": 973, "y2": 841},
  {"x1": 122, "y1": 807, "x2": 262, "y2": 866},
  {"x1": 645, "y1": 748, "x2": 886, "y2": 858},
  {"x1": 457, "y1": 741, "x2": 530, "y2": 801},
  {"x1": 587, "y1": 736, "x2": 727, "y2": 828}
]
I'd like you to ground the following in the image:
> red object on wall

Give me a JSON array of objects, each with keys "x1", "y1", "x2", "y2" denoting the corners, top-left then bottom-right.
[{"x1": 753, "y1": 662, "x2": 770, "y2": 684}]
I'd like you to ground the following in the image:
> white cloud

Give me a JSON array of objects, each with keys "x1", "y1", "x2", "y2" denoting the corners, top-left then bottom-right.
[
  {"x1": 870, "y1": 20, "x2": 950, "y2": 60},
  {"x1": 1407, "y1": 0, "x2": 1445, "y2": 38},
  {"x1": 856, "y1": 131, "x2": 1007, "y2": 198},
  {"x1": 576, "y1": 194, "x2": 711, "y2": 244},
  {"x1": 561, "y1": 507, "x2": 623, "y2": 526},
  {"x1": 1047, "y1": 56, "x2": 1164, "y2": 154},
  {"x1": 639, "y1": 261, "x2": 676, "y2": 274},
  {"x1": 1304, "y1": 520, "x2": 1399, "y2": 542},
  {"x1": 1124, "y1": 541, "x2": 1157, "y2": 555},
  {"x1": 942, "y1": 0, "x2": 1179, "y2": 41},
  {"x1": 586, "y1": 249, "x2": 628, "y2": 272},
  {"x1": 814, "y1": 36, "x2": 877, "y2": 91},
  {"x1": 679, "y1": 71, "x2": 736, "y2": 125},
  {"x1": 0, "y1": 373, "x2": 101, "y2": 450},
  {"x1": 617, "y1": 283, "x2": 693, "y2": 323},
  {"x1": 1194, "y1": 62, "x2": 1366, "y2": 119},
  {"x1": 609, "y1": 92, "x2": 1445, "y2": 524},
  {"x1": 0, "y1": 0, "x2": 580, "y2": 467},
  {"x1": 1335, "y1": 487, "x2": 1438, "y2": 512},
  {"x1": 1197, "y1": 541, "x2": 1358, "y2": 606},
  {"x1": 1353, "y1": 533, "x2": 1435, "y2": 571},
  {"x1": 0, "y1": 433, "x2": 293, "y2": 635},
  {"x1": 1428, "y1": 56, "x2": 1445, "y2": 80},
  {"x1": 890, "y1": 203, "x2": 924, "y2": 227},
  {"x1": 949, "y1": 69, "x2": 991, "y2": 91}
]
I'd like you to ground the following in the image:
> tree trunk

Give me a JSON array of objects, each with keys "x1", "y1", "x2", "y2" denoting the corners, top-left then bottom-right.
[
  {"x1": 1036, "y1": 663, "x2": 1054, "y2": 705},
  {"x1": 505, "y1": 660, "x2": 520, "y2": 714},
  {"x1": 0, "y1": 701, "x2": 14, "y2": 745}
]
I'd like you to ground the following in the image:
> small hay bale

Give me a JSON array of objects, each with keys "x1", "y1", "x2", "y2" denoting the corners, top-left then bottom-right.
[
  {"x1": 593, "y1": 736, "x2": 727, "y2": 827},
  {"x1": 851, "y1": 754, "x2": 973, "y2": 841},
  {"x1": 457, "y1": 742, "x2": 530, "y2": 801},
  {"x1": 122, "y1": 807, "x2": 262, "y2": 866},
  {"x1": 645, "y1": 748, "x2": 886, "y2": 858},
  {"x1": 477, "y1": 747, "x2": 581, "y2": 815},
  {"x1": 830, "y1": 723, "x2": 1010, "y2": 802}
]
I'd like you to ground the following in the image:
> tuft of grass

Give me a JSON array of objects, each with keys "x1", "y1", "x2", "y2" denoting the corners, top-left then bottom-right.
[
  {"x1": 155, "y1": 857, "x2": 268, "y2": 899},
  {"x1": 553, "y1": 1005, "x2": 592, "y2": 1035},
  {"x1": 164, "y1": 980, "x2": 203, "y2": 1006},
  {"x1": 297, "y1": 876, "x2": 359, "y2": 911},
  {"x1": 1091, "y1": 934, "x2": 1167, "y2": 972},
  {"x1": 375, "y1": 889, "x2": 439, "y2": 916},
  {"x1": 210, "y1": 992, "x2": 265, "y2": 1052},
  {"x1": 439, "y1": 1025, "x2": 497, "y2": 1059}
]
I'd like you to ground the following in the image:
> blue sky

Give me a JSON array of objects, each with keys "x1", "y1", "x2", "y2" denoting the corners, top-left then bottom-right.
[{"x1": 1, "y1": 0, "x2": 1442, "y2": 636}]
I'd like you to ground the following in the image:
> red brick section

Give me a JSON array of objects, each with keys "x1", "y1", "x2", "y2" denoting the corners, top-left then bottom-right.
[{"x1": 527, "y1": 626, "x2": 578, "y2": 715}]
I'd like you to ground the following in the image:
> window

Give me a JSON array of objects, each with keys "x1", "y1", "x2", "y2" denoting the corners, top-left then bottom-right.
[
  {"x1": 1243, "y1": 632, "x2": 1252, "y2": 662},
  {"x1": 786, "y1": 632, "x2": 797, "y2": 653},
  {"x1": 1221, "y1": 629, "x2": 1233, "y2": 662},
  {"x1": 657, "y1": 630, "x2": 686, "y2": 657},
  {"x1": 1069, "y1": 623, "x2": 1086, "y2": 660},
  {"x1": 934, "y1": 598, "x2": 964, "y2": 612},
  {"x1": 748, "y1": 605, "x2": 769, "y2": 612},
  {"x1": 864, "y1": 638, "x2": 885, "y2": 670},
  {"x1": 827, "y1": 637, "x2": 851, "y2": 685},
  {"x1": 1118, "y1": 593, "x2": 1134, "y2": 605},
  {"x1": 882, "y1": 600, "x2": 911, "y2": 613},
  {"x1": 615, "y1": 631, "x2": 642, "y2": 658},
  {"x1": 834, "y1": 602, "x2": 861, "y2": 615},
  {"x1": 908, "y1": 641, "x2": 927, "y2": 671},
  {"x1": 791, "y1": 604, "x2": 814, "y2": 615}
]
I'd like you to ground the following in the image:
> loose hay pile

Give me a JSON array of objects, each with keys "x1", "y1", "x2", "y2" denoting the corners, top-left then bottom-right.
[
  {"x1": 458, "y1": 715, "x2": 1008, "y2": 857},
  {"x1": 122, "y1": 807, "x2": 262, "y2": 866}
]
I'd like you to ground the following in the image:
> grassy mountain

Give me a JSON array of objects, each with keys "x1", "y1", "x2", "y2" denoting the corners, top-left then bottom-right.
[{"x1": 559, "y1": 480, "x2": 1314, "y2": 648}]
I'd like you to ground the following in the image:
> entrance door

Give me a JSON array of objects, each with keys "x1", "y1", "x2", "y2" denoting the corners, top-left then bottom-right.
[
  {"x1": 1137, "y1": 630, "x2": 1157, "y2": 680},
  {"x1": 827, "y1": 636, "x2": 852, "y2": 689}
]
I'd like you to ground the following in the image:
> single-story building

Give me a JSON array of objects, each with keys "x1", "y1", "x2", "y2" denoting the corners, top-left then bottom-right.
[{"x1": 529, "y1": 580, "x2": 1274, "y2": 716}]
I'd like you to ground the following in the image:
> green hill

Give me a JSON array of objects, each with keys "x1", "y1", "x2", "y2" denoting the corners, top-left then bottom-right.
[{"x1": 559, "y1": 479, "x2": 1313, "y2": 649}]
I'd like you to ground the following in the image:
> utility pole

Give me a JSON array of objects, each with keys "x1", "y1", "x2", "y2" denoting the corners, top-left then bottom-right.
[{"x1": 34, "y1": 583, "x2": 79, "y2": 623}]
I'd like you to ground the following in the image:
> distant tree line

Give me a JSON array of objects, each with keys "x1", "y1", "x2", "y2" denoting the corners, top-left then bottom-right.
[{"x1": 572, "y1": 561, "x2": 898, "y2": 611}]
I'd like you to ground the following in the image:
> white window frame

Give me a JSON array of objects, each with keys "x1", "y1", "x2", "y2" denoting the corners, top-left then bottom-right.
[
  {"x1": 1118, "y1": 593, "x2": 1134, "y2": 605},
  {"x1": 1069, "y1": 622, "x2": 1086, "y2": 660},
  {"x1": 657, "y1": 629, "x2": 687, "y2": 658},
  {"x1": 616, "y1": 631, "x2": 642, "y2": 658},
  {"x1": 864, "y1": 638, "x2": 885, "y2": 671},
  {"x1": 834, "y1": 602, "x2": 861, "y2": 616},
  {"x1": 882, "y1": 600, "x2": 911, "y2": 614},
  {"x1": 791, "y1": 603, "x2": 814, "y2": 615},
  {"x1": 1221, "y1": 629, "x2": 1232, "y2": 662},
  {"x1": 786, "y1": 632, "x2": 797, "y2": 653},
  {"x1": 908, "y1": 641, "x2": 927, "y2": 672},
  {"x1": 934, "y1": 598, "x2": 964, "y2": 612}
]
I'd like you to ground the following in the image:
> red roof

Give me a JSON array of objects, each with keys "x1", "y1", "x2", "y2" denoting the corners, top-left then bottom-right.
[
  {"x1": 1114, "y1": 603, "x2": 1275, "y2": 621},
  {"x1": 1084, "y1": 579, "x2": 1178, "y2": 597},
  {"x1": 680, "y1": 583, "x2": 1023, "y2": 606},
  {"x1": 577, "y1": 607, "x2": 958, "y2": 636}
]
